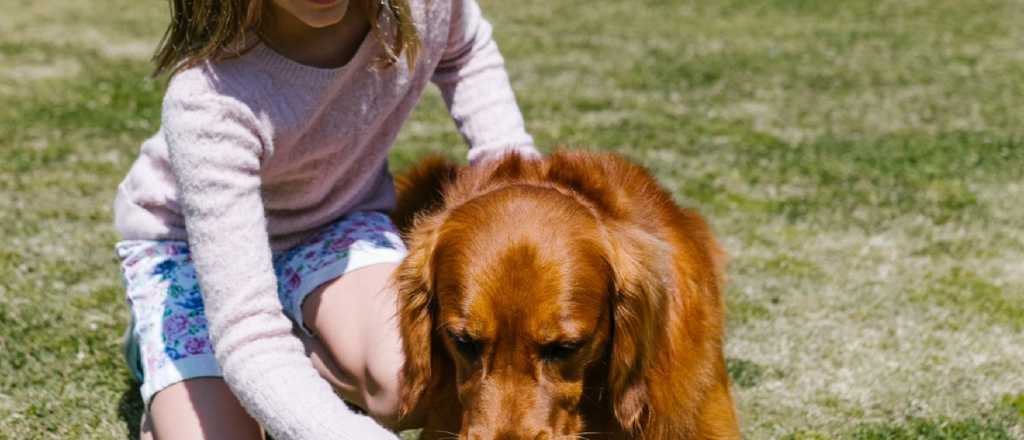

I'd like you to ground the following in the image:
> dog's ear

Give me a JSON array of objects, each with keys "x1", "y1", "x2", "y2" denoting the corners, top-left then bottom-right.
[
  {"x1": 395, "y1": 213, "x2": 447, "y2": 416},
  {"x1": 391, "y1": 155, "x2": 458, "y2": 234},
  {"x1": 602, "y1": 223, "x2": 673, "y2": 432}
]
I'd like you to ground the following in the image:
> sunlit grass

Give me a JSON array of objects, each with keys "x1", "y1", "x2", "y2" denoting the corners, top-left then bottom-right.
[{"x1": 1, "y1": 0, "x2": 1022, "y2": 438}]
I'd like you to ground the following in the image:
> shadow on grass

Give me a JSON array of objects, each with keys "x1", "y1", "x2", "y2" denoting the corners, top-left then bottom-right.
[{"x1": 117, "y1": 377, "x2": 143, "y2": 440}]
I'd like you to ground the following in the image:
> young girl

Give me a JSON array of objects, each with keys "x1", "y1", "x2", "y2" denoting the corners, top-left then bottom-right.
[{"x1": 113, "y1": 0, "x2": 536, "y2": 438}]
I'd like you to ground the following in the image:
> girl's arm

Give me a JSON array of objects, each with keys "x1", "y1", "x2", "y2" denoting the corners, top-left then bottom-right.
[
  {"x1": 163, "y1": 76, "x2": 397, "y2": 440},
  {"x1": 432, "y1": 0, "x2": 539, "y2": 163}
]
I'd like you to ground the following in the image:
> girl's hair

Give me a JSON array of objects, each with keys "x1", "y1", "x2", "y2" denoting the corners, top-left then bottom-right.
[{"x1": 152, "y1": 0, "x2": 420, "y2": 76}]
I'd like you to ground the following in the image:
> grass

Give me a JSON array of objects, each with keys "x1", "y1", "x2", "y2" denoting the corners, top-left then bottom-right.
[{"x1": 1, "y1": 0, "x2": 1022, "y2": 438}]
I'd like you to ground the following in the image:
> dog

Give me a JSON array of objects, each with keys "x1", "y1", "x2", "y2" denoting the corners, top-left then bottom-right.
[{"x1": 391, "y1": 150, "x2": 739, "y2": 439}]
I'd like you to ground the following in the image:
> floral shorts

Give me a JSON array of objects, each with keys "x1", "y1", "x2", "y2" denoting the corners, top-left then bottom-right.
[{"x1": 116, "y1": 211, "x2": 407, "y2": 406}]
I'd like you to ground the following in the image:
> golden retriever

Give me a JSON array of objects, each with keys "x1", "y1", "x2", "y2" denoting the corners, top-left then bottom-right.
[{"x1": 392, "y1": 150, "x2": 739, "y2": 439}]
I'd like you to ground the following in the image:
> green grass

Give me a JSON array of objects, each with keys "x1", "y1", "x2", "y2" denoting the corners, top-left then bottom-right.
[
  {"x1": 849, "y1": 417, "x2": 1019, "y2": 440},
  {"x1": 788, "y1": 417, "x2": 1019, "y2": 440},
  {"x1": 2, "y1": 0, "x2": 1023, "y2": 438}
]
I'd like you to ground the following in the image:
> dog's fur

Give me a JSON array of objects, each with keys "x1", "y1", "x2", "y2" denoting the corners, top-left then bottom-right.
[{"x1": 392, "y1": 151, "x2": 739, "y2": 439}]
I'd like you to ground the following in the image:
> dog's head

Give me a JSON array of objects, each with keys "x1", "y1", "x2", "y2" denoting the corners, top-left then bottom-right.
[{"x1": 396, "y1": 156, "x2": 675, "y2": 438}]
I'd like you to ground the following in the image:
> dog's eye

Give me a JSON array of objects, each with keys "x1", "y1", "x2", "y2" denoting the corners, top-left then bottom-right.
[
  {"x1": 539, "y1": 341, "x2": 584, "y2": 361},
  {"x1": 448, "y1": 330, "x2": 482, "y2": 360}
]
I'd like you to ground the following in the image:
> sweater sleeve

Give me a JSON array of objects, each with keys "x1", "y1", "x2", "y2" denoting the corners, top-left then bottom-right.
[
  {"x1": 163, "y1": 78, "x2": 398, "y2": 440},
  {"x1": 432, "y1": 0, "x2": 539, "y2": 164}
]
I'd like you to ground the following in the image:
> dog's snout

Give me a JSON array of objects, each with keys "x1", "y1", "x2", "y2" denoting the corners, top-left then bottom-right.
[
  {"x1": 467, "y1": 429, "x2": 553, "y2": 440},
  {"x1": 506, "y1": 430, "x2": 552, "y2": 440}
]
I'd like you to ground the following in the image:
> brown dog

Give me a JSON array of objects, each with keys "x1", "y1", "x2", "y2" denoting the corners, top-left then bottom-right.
[{"x1": 392, "y1": 151, "x2": 739, "y2": 439}]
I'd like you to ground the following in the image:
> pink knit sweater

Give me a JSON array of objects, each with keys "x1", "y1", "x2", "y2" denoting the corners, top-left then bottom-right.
[{"x1": 113, "y1": 1, "x2": 535, "y2": 438}]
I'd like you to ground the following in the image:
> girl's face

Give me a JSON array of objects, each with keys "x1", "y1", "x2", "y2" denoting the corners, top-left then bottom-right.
[{"x1": 269, "y1": 0, "x2": 352, "y2": 29}]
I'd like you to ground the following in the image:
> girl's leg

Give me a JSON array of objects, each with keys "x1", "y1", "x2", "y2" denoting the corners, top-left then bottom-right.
[
  {"x1": 139, "y1": 412, "x2": 153, "y2": 440},
  {"x1": 301, "y1": 262, "x2": 410, "y2": 429},
  {"x1": 148, "y1": 378, "x2": 263, "y2": 439}
]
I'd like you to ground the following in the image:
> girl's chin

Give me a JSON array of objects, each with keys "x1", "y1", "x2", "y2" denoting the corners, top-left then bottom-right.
[{"x1": 268, "y1": 0, "x2": 351, "y2": 29}]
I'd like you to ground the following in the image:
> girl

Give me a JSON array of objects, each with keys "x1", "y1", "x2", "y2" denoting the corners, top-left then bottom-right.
[{"x1": 113, "y1": 0, "x2": 536, "y2": 438}]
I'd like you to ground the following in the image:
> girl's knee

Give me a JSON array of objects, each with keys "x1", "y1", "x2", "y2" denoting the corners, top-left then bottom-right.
[
  {"x1": 362, "y1": 351, "x2": 404, "y2": 428},
  {"x1": 301, "y1": 263, "x2": 407, "y2": 426}
]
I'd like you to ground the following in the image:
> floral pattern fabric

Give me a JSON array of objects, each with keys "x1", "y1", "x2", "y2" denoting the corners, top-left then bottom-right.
[{"x1": 117, "y1": 211, "x2": 407, "y2": 404}]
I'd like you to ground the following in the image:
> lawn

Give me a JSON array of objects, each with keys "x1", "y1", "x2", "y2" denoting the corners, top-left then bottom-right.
[{"x1": 1, "y1": 0, "x2": 1023, "y2": 438}]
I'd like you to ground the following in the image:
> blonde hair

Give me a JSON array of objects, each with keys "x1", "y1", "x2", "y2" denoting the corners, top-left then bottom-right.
[{"x1": 152, "y1": 0, "x2": 420, "y2": 76}]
